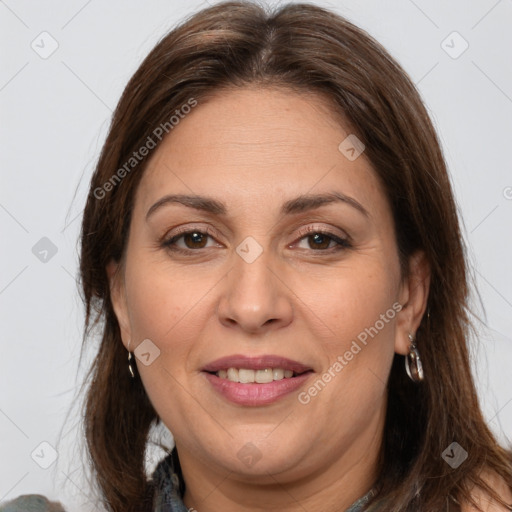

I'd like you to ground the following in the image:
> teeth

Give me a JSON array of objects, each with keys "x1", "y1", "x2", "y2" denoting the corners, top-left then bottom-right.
[
  {"x1": 255, "y1": 368, "x2": 273, "y2": 383},
  {"x1": 239, "y1": 369, "x2": 255, "y2": 383},
  {"x1": 227, "y1": 368, "x2": 239, "y2": 382},
  {"x1": 216, "y1": 367, "x2": 299, "y2": 383},
  {"x1": 273, "y1": 368, "x2": 284, "y2": 380}
]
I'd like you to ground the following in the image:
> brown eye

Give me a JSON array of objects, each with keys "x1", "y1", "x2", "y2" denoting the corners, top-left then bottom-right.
[
  {"x1": 162, "y1": 229, "x2": 222, "y2": 253},
  {"x1": 307, "y1": 233, "x2": 333, "y2": 250},
  {"x1": 183, "y1": 232, "x2": 208, "y2": 249},
  {"x1": 293, "y1": 228, "x2": 352, "y2": 252}
]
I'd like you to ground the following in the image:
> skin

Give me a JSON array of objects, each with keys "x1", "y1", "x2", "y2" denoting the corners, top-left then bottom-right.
[{"x1": 108, "y1": 86, "x2": 431, "y2": 511}]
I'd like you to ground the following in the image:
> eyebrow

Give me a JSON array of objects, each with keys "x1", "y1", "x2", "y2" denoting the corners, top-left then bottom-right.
[{"x1": 145, "y1": 192, "x2": 369, "y2": 220}]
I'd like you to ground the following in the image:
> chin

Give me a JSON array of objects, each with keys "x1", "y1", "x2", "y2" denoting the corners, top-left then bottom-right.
[{"x1": 205, "y1": 435, "x2": 310, "y2": 480}]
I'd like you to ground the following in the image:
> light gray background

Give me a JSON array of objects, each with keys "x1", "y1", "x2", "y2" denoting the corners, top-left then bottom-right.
[{"x1": 1, "y1": 0, "x2": 511, "y2": 510}]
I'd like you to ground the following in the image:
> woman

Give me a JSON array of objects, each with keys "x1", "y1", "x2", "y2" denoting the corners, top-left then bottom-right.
[{"x1": 2, "y1": 1, "x2": 511, "y2": 511}]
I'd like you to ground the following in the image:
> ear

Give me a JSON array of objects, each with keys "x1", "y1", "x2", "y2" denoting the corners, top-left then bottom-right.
[
  {"x1": 394, "y1": 250, "x2": 431, "y2": 356},
  {"x1": 106, "y1": 259, "x2": 131, "y2": 350}
]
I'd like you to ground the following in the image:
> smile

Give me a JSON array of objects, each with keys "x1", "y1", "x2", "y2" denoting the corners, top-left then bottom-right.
[
  {"x1": 215, "y1": 367, "x2": 302, "y2": 382},
  {"x1": 202, "y1": 355, "x2": 314, "y2": 406}
]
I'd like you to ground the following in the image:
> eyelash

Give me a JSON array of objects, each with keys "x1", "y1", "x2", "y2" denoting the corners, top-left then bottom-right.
[{"x1": 161, "y1": 225, "x2": 352, "y2": 255}]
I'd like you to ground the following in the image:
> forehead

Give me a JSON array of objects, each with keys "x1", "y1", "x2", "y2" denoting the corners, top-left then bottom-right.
[{"x1": 135, "y1": 86, "x2": 384, "y2": 215}]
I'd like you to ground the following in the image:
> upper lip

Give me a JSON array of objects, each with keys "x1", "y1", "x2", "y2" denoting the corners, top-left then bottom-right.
[{"x1": 202, "y1": 355, "x2": 313, "y2": 374}]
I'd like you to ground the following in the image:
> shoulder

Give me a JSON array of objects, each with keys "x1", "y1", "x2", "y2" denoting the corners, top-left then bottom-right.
[
  {"x1": 460, "y1": 471, "x2": 512, "y2": 512},
  {"x1": 0, "y1": 495, "x2": 66, "y2": 512}
]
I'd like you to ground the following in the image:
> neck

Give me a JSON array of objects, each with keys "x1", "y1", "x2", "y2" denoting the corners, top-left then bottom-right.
[{"x1": 178, "y1": 400, "x2": 385, "y2": 512}]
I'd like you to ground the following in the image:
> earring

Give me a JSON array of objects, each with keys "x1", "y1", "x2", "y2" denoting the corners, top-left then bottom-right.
[
  {"x1": 405, "y1": 333, "x2": 424, "y2": 382},
  {"x1": 127, "y1": 340, "x2": 135, "y2": 379}
]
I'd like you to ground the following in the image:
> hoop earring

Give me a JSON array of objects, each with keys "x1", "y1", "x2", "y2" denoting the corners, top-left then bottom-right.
[
  {"x1": 127, "y1": 340, "x2": 135, "y2": 379},
  {"x1": 405, "y1": 333, "x2": 424, "y2": 382}
]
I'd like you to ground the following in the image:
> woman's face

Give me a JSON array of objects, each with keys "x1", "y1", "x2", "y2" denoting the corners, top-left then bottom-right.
[{"x1": 109, "y1": 87, "x2": 427, "y2": 490}]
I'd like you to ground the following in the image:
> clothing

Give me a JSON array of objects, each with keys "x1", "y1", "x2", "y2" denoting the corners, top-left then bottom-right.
[
  {"x1": 0, "y1": 452, "x2": 377, "y2": 511},
  {"x1": 0, "y1": 495, "x2": 65, "y2": 512}
]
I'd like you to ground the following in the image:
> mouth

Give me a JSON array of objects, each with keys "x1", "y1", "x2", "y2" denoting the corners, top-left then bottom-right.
[
  {"x1": 202, "y1": 355, "x2": 314, "y2": 406},
  {"x1": 211, "y1": 367, "x2": 306, "y2": 383}
]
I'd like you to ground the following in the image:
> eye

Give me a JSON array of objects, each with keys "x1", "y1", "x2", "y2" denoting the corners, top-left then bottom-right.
[
  {"x1": 160, "y1": 225, "x2": 351, "y2": 255},
  {"x1": 293, "y1": 227, "x2": 351, "y2": 252},
  {"x1": 162, "y1": 229, "x2": 221, "y2": 252}
]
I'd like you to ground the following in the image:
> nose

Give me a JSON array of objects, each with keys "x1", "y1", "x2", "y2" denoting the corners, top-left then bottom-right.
[{"x1": 216, "y1": 250, "x2": 294, "y2": 334}]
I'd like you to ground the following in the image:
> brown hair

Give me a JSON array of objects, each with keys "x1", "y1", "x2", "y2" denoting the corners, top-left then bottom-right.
[{"x1": 79, "y1": 2, "x2": 512, "y2": 511}]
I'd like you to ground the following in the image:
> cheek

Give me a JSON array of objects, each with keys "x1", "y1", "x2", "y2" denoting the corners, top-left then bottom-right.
[
  {"x1": 122, "y1": 262, "x2": 204, "y2": 423},
  {"x1": 297, "y1": 261, "x2": 400, "y2": 387},
  {"x1": 124, "y1": 258, "x2": 210, "y2": 346},
  {"x1": 303, "y1": 263, "x2": 398, "y2": 339}
]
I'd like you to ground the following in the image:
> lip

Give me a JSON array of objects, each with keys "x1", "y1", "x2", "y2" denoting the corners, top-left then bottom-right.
[
  {"x1": 202, "y1": 354, "x2": 314, "y2": 406},
  {"x1": 202, "y1": 354, "x2": 312, "y2": 374},
  {"x1": 204, "y1": 372, "x2": 313, "y2": 406}
]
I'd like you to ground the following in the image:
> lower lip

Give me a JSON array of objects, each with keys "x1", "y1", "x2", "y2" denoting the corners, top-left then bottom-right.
[{"x1": 203, "y1": 372, "x2": 312, "y2": 406}]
